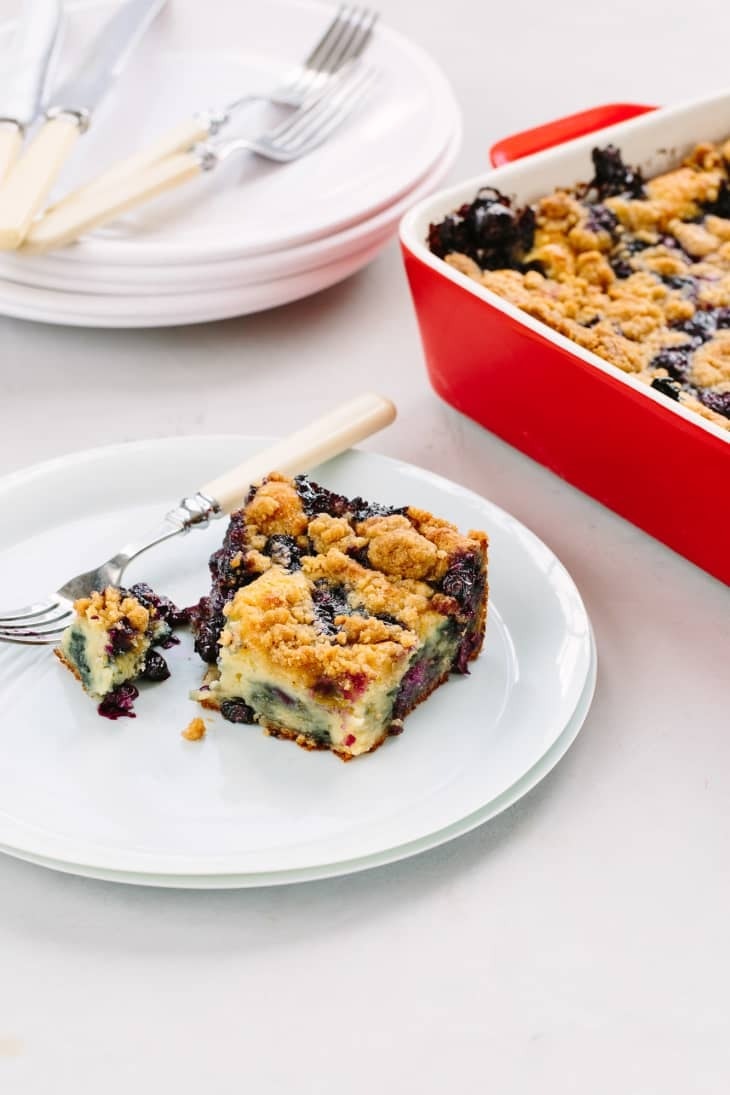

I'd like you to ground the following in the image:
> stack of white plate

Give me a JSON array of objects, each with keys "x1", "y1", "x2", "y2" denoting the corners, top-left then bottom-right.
[{"x1": 0, "y1": 0, "x2": 461, "y2": 327}]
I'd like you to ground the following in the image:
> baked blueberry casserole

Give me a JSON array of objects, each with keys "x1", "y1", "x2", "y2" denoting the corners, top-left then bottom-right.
[
  {"x1": 429, "y1": 140, "x2": 730, "y2": 430},
  {"x1": 189, "y1": 473, "x2": 488, "y2": 760}
]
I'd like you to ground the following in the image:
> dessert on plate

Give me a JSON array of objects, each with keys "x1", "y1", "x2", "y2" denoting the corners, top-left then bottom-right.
[
  {"x1": 190, "y1": 472, "x2": 489, "y2": 759},
  {"x1": 55, "y1": 583, "x2": 188, "y2": 719},
  {"x1": 429, "y1": 140, "x2": 730, "y2": 430}
]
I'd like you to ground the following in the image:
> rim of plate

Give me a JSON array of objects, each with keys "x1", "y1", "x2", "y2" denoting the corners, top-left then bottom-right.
[
  {"x1": 0, "y1": 0, "x2": 460, "y2": 264},
  {"x1": 0, "y1": 438, "x2": 595, "y2": 877},
  {"x1": 0, "y1": 634, "x2": 596, "y2": 888}
]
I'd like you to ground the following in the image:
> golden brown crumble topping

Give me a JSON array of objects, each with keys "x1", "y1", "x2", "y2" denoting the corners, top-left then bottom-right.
[
  {"x1": 441, "y1": 139, "x2": 730, "y2": 432},
  {"x1": 73, "y1": 587, "x2": 149, "y2": 633},
  {"x1": 222, "y1": 566, "x2": 419, "y2": 688},
  {"x1": 181, "y1": 717, "x2": 207, "y2": 741},
  {"x1": 244, "y1": 474, "x2": 309, "y2": 537}
]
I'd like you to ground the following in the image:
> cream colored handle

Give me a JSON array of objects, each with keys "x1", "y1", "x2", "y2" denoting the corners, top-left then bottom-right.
[
  {"x1": 0, "y1": 115, "x2": 81, "y2": 250},
  {"x1": 201, "y1": 394, "x2": 398, "y2": 514},
  {"x1": 56, "y1": 116, "x2": 211, "y2": 207},
  {"x1": 23, "y1": 151, "x2": 203, "y2": 254},
  {"x1": 0, "y1": 124, "x2": 23, "y2": 185}
]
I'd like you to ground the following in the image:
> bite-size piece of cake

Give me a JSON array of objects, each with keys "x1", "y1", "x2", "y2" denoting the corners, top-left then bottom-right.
[
  {"x1": 55, "y1": 583, "x2": 187, "y2": 719},
  {"x1": 190, "y1": 473, "x2": 488, "y2": 759}
]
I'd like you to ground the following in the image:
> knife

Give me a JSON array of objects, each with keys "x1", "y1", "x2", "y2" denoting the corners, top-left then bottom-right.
[
  {"x1": 0, "y1": 0, "x2": 167, "y2": 251},
  {"x1": 0, "y1": 0, "x2": 62, "y2": 184}
]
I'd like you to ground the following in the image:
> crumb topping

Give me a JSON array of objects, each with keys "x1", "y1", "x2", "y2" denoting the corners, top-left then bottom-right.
[
  {"x1": 190, "y1": 473, "x2": 489, "y2": 683},
  {"x1": 182, "y1": 717, "x2": 206, "y2": 741},
  {"x1": 223, "y1": 567, "x2": 417, "y2": 685},
  {"x1": 244, "y1": 474, "x2": 309, "y2": 537},
  {"x1": 433, "y1": 140, "x2": 730, "y2": 431},
  {"x1": 74, "y1": 587, "x2": 150, "y2": 633}
]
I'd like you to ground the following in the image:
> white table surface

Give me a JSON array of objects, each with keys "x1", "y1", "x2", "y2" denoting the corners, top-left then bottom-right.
[{"x1": 1, "y1": 0, "x2": 729, "y2": 1090}]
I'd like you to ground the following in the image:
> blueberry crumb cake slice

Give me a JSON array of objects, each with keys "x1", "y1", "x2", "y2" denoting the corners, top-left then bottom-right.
[
  {"x1": 55, "y1": 583, "x2": 188, "y2": 719},
  {"x1": 190, "y1": 473, "x2": 488, "y2": 760}
]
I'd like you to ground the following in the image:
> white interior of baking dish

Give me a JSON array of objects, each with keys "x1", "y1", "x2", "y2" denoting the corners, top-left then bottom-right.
[{"x1": 401, "y1": 88, "x2": 730, "y2": 445}]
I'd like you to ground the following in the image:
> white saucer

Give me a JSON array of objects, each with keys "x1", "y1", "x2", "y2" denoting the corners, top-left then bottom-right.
[{"x1": 0, "y1": 438, "x2": 596, "y2": 886}]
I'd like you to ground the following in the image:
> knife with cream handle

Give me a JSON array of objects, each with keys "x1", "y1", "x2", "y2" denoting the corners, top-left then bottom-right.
[
  {"x1": 0, "y1": 0, "x2": 62, "y2": 183},
  {"x1": 0, "y1": 0, "x2": 166, "y2": 250},
  {"x1": 22, "y1": 64, "x2": 377, "y2": 255}
]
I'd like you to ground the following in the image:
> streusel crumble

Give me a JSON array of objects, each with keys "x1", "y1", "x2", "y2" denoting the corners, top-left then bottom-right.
[{"x1": 429, "y1": 141, "x2": 730, "y2": 430}]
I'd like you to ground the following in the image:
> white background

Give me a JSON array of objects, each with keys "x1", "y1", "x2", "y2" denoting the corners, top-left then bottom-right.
[{"x1": 1, "y1": 0, "x2": 729, "y2": 1091}]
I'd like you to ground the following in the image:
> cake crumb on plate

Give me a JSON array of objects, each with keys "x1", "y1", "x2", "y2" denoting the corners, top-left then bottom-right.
[{"x1": 182, "y1": 717, "x2": 207, "y2": 741}]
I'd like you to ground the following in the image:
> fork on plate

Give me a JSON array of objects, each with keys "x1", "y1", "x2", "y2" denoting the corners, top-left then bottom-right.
[
  {"x1": 39, "y1": 4, "x2": 379, "y2": 209},
  {"x1": 0, "y1": 394, "x2": 396, "y2": 645},
  {"x1": 23, "y1": 62, "x2": 379, "y2": 254}
]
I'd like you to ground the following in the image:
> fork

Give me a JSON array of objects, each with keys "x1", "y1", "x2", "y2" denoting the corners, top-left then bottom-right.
[
  {"x1": 45, "y1": 4, "x2": 379, "y2": 206},
  {"x1": 0, "y1": 393, "x2": 396, "y2": 646},
  {"x1": 23, "y1": 63, "x2": 379, "y2": 253}
]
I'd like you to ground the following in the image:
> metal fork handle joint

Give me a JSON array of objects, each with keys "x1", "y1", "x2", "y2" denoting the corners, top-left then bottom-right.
[
  {"x1": 45, "y1": 106, "x2": 92, "y2": 134},
  {"x1": 164, "y1": 492, "x2": 221, "y2": 532},
  {"x1": 0, "y1": 118, "x2": 25, "y2": 135}
]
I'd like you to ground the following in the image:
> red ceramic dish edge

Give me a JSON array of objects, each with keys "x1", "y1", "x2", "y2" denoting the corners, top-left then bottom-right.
[{"x1": 399, "y1": 100, "x2": 730, "y2": 586}]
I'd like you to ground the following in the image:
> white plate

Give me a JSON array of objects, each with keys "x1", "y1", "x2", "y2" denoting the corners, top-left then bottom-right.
[
  {"x1": 0, "y1": 232, "x2": 389, "y2": 325},
  {"x1": 0, "y1": 115, "x2": 461, "y2": 300},
  {"x1": 0, "y1": 438, "x2": 595, "y2": 886},
  {"x1": 0, "y1": 0, "x2": 459, "y2": 263},
  {"x1": 0, "y1": 103, "x2": 461, "y2": 293},
  {"x1": 0, "y1": 645, "x2": 596, "y2": 887},
  {"x1": 0, "y1": 125, "x2": 461, "y2": 319}
]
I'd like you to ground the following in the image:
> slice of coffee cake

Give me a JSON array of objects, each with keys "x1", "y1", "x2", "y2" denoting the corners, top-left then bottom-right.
[
  {"x1": 56, "y1": 583, "x2": 187, "y2": 719},
  {"x1": 190, "y1": 473, "x2": 488, "y2": 759}
]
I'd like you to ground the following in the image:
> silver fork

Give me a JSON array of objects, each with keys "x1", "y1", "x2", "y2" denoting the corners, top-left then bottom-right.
[
  {"x1": 39, "y1": 4, "x2": 380, "y2": 208},
  {"x1": 24, "y1": 63, "x2": 380, "y2": 253},
  {"x1": 241, "y1": 4, "x2": 379, "y2": 109},
  {"x1": 0, "y1": 393, "x2": 397, "y2": 645}
]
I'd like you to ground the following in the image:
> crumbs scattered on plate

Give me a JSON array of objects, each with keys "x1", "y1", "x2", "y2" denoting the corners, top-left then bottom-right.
[{"x1": 182, "y1": 717, "x2": 207, "y2": 741}]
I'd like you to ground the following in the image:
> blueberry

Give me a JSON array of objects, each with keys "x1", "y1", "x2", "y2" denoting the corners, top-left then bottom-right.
[
  {"x1": 189, "y1": 594, "x2": 225, "y2": 664},
  {"x1": 672, "y1": 310, "x2": 717, "y2": 343},
  {"x1": 347, "y1": 544, "x2": 371, "y2": 567},
  {"x1": 220, "y1": 699, "x2": 256, "y2": 724},
  {"x1": 142, "y1": 650, "x2": 170, "y2": 682},
  {"x1": 698, "y1": 390, "x2": 730, "y2": 418},
  {"x1": 376, "y1": 613, "x2": 402, "y2": 627},
  {"x1": 649, "y1": 347, "x2": 692, "y2": 379},
  {"x1": 128, "y1": 582, "x2": 188, "y2": 628},
  {"x1": 441, "y1": 553, "x2": 482, "y2": 607},
  {"x1": 428, "y1": 188, "x2": 535, "y2": 272},
  {"x1": 98, "y1": 683, "x2": 139, "y2": 720},
  {"x1": 350, "y1": 497, "x2": 406, "y2": 521},
  {"x1": 586, "y1": 204, "x2": 618, "y2": 235},
  {"x1": 610, "y1": 258, "x2": 634, "y2": 279},
  {"x1": 311, "y1": 581, "x2": 351, "y2": 635},
  {"x1": 469, "y1": 200, "x2": 517, "y2": 246},
  {"x1": 651, "y1": 376, "x2": 682, "y2": 401},
  {"x1": 663, "y1": 275, "x2": 696, "y2": 295},
  {"x1": 267, "y1": 534, "x2": 302, "y2": 571},
  {"x1": 428, "y1": 213, "x2": 471, "y2": 258},
  {"x1": 294, "y1": 475, "x2": 350, "y2": 518},
  {"x1": 105, "y1": 620, "x2": 137, "y2": 656},
  {"x1": 716, "y1": 308, "x2": 730, "y2": 329},
  {"x1": 589, "y1": 145, "x2": 645, "y2": 199},
  {"x1": 702, "y1": 179, "x2": 730, "y2": 218},
  {"x1": 294, "y1": 475, "x2": 404, "y2": 523}
]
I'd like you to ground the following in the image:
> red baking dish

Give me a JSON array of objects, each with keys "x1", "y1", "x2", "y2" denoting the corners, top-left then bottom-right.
[{"x1": 400, "y1": 96, "x2": 730, "y2": 586}]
